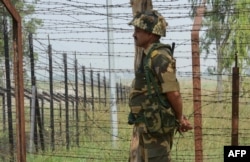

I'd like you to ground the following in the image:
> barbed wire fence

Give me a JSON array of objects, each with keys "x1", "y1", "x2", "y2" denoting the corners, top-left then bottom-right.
[{"x1": 0, "y1": 0, "x2": 250, "y2": 161}]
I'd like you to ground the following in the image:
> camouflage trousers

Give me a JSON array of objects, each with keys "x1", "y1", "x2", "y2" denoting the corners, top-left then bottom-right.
[{"x1": 129, "y1": 123, "x2": 175, "y2": 162}]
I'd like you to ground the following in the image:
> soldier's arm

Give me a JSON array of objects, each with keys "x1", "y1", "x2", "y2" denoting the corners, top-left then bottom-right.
[
  {"x1": 166, "y1": 91, "x2": 183, "y2": 121},
  {"x1": 152, "y1": 50, "x2": 192, "y2": 132},
  {"x1": 166, "y1": 91, "x2": 192, "y2": 132}
]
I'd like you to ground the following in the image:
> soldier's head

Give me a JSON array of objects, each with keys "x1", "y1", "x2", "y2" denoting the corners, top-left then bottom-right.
[
  {"x1": 129, "y1": 10, "x2": 168, "y2": 48},
  {"x1": 129, "y1": 10, "x2": 168, "y2": 37}
]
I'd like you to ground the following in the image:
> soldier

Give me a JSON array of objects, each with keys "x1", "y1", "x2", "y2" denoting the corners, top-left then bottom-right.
[{"x1": 128, "y1": 10, "x2": 193, "y2": 162}]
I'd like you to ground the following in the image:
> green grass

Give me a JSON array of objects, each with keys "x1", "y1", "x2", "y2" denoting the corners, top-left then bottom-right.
[{"x1": 1, "y1": 78, "x2": 250, "y2": 162}]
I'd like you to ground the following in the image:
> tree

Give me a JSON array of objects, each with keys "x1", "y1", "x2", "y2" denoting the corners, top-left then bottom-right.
[
  {"x1": 0, "y1": 0, "x2": 42, "y2": 86},
  {"x1": 229, "y1": 0, "x2": 250, "y2": 71},
  {"x1": 188, "y1": 0, "x2": 250, "y2": 100},
  {"x1": 229, "y1": 0, "x2": 250, "y2": 100}
]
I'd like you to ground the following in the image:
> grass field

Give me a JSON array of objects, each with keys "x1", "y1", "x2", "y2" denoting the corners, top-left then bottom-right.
[{"x1": 1, "y1": 78, "x2": 250, "y2": 162}]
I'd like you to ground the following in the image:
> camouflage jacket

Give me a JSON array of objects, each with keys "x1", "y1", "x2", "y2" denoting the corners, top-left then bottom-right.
[
  {"x1": 129, "y1": 42, "x2": 180, "y2": 111},
  {"x1": 128, "y1": 42, "x2": 180, "y2": 133}
]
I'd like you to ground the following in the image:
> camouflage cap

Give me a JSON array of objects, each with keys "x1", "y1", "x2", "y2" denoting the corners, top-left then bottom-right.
[{"x1": 129, "y1": 10, "x2": 168, "y2": 37}]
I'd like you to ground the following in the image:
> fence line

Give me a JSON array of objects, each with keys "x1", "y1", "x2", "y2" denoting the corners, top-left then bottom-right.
[
  {"x1": 0, "y1": 32, "x2": 249, "y2": 161},
  {"x1": 0, "y1": 33, "x2": 130, "y2": 161},
  {"x1": 1, "y1": 4, "x2": 250, "y2": 161}
]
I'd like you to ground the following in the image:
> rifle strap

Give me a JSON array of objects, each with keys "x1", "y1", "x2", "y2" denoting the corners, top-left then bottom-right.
[{"x1": 144, "y1": 43, "x2": 171, "y2": 107}]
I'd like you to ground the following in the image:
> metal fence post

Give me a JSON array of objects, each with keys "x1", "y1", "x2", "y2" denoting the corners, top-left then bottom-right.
[
  {"x1": 231, "y1": 52, "x2": 239, "y2": 146},
  {"x1": 1, "y1": 0, "x2": 26, "y2": 161},
  {"x1": 191, "y1": 1, "x2": 206, "y2": 161}
]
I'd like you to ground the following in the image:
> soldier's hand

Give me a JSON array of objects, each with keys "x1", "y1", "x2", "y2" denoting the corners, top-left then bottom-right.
[{"x1": 178, "y1": 115, "x2": 192, "y2": 133}]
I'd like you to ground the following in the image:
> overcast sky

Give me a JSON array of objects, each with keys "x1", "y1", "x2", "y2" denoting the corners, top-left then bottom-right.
[{"x1": 28, "y1": 0, "x2": 215, "y2": 80}]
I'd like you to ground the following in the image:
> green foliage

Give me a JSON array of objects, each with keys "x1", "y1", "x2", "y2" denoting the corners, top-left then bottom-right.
[
  {"x1": 0, "y1": 0, "x2": 43, "y2": 87},
  {"x1": 188, "y1": 0, "x2": 250, "y2": 102},
  {"x1": 1, "y1": 0, "x2": 43, "y2": 54},
  {"x1": 189, "y1": 0, "x2": 250, "y2": 73},
  {"x1": 231, "y1": 0, "x2": 250, "y2": 68}
]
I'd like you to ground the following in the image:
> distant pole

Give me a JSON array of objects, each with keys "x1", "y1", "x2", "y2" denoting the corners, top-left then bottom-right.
[
  {"x1": 48, "y1": 36, "x2": 55, "y2": 150},
  {"x1": 106, "y1": 0, "x2": 118, "y2": 146},
  {"x1": 63, "y1": 53, "x2": 70, "y2": 150},
  {"x1": 3, "y1": 13, "x2": 14, "y2": 161},
  {"x1": 29, "y1": 86, "x2": 36, "y2": 153},
  {"x1": 191, "y1": 1, "x2": 206, "y2": 162},
  {"x1": 74, "y1": 55, "x2": 79, "y2": 146},
  {"x1": 28, "y1": 33, "x2": 35, "y2": 153}
]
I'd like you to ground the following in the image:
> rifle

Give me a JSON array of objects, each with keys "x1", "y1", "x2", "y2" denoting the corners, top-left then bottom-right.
[{"x1": 171, "y1": 42, "x2": 175, "y2": 56}]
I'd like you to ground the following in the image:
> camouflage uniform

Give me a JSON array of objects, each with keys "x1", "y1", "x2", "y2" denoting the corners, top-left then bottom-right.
[{"x1": 128, "y1": 10, "x2": 180, "y2": 162}]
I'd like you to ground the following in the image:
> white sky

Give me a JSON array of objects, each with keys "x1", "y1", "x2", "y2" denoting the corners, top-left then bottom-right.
[{"x1": 29, "y1": 0, "x2": 216, "y2": 80}]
